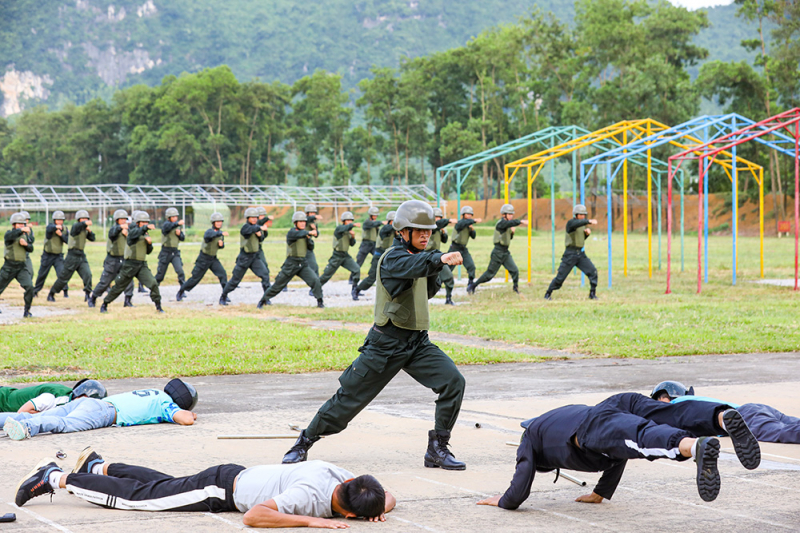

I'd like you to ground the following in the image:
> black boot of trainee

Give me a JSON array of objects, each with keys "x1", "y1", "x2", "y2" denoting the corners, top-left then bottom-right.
[
  {"x1": 589, "y1": 287, "x2": 598, "y2": 300},
  {"x1": 445, "y1": 296, "x2": 454, "y2": 306},
  {"x1": 512, "y1": 284, "x2": 519, "y2": 294},
  {"x1": 46, "y1": 292, "x2": 56, "y2": 302},
  {"x1": 87, "y1": 294, "x2": 96, "y2": 308},
  {"x1": 282, "y1": 430, "x2": 320, "y2": 464},
  {"x1": 123, "y1": 295, "x2": 134, "y2": 307},
  {"x1": 219, "y1": 295, "x2": 228, "y2": 306},
  {"x1": 23, "y1": 305, "x2": 32, "y2": 318},
  {"x1": 100, "y1": 303, "x2": 108, "y2": 313},
  {"x1": 544, "y1": 291, "x2": 552, "y2": 300},
  {"x1": 155, "y1": 302, "x2": 164, "y2": 313},
  {"x1": 63, "y1": 288, "x2": 68, "y2": 298},
  {"x1": 316, "y1": 298, "x2": 325, "y2": 309},
  {"x1": 84, "y1": 290, "x2": 91, "y2": 302},
  {"x1": 257, "y1": 299, "x2": 271, "y2": 309},
  {"x1": 424, "y1": 429, "x2": 466, "y2": 470}
]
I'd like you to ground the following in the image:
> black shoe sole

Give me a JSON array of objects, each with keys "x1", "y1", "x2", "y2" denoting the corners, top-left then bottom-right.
[
  {"x1": 723, "y1": 410, "x2": 761, "y2": 470},
  {"x1": 695, "y1": 437, "x2": 721, "y2": 502},
  {"x1": 72, "y1": 446, "x2": 103, "y2": 474},
  {"x1": 423, "y1": 459, "x2": 467, "y2": 471}
]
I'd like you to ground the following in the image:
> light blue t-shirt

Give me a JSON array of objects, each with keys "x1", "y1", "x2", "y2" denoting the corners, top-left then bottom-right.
[
  {"x1": 671, "y1": 396, "x2": 740, "y2": 409},
  {"x1": 105, "y1": 389, "x2": 181, "y2": 427}
]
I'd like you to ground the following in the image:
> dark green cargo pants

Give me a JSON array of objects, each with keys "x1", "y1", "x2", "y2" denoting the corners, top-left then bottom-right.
[
  {"x1": 351, "y1": 240, "x2": 375, "y2": 283},
  {"x1": 548, "y1": 248, "x2": 598, "y2": 292},
  {"x1": 180, "y1": 252, "x2": 227, "y2": 293},
  {"x1": 155, "y1": 247, "x2": 185, "y2": 286},
  {"x1": 437, "y1": 259, "x2": 454, "y2": 298},
  {"x1": 222, "y1": 251, "x2": 270, "y2": 298},
  {"x1": 305, "y1": 327, "x2": 465, "y2": 438},
  {"x1": 92, "y1": 255, "x2": 133, "y2": 298},
  {"x1": 51, "y1": 250, "x2": 92, "y2": 295},
  {"x1": 475, "y1": 244, "x2": 519, "y2": 287},
  {"x1": 0, "y1": 260, "x2": 34, "y2": 308},
  {"x1": 104, "y1": 260, "x2": 160, "y2": 305},
  {"x1": 33, "y1": 252, "x2": 66, "y2": 294},
  {"x1": 259, "y1": 257, "x2": 322, "y2": 303},
  {"x1": 319, "y1": 251, "x2": 359, "y2": 286},
  {"x1": 306, "y1": 250, "x2": 319, "y2": 276},
  {"x1": 447, "y1": 243, "x2": 475, "y2": 280},
  {"x1": 355, "y1": 249, "x2": 382, "y2": 292}
]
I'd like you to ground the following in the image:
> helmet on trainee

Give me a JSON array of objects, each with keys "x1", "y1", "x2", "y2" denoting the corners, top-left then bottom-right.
[
  {"x1": 256, "y1": 206, "x2": 267, "y2": 217},
  {"x1": 650, "y1": 381, "x2": 694, "y2": 401},
  {"x1": 368, "y1": 206, "x2": 380, "y2": 216},
  {"x1": 386, "y1": 211, "x2": 396, "y2": 222},
  {"x1": 210, "y1": 212, "x2": 224, "y2": 223},
  {"x1": 340, "y1": 211, "x2": 354, "y2": 222},
  {"x1": 573, "y1": 204, "x2": 588, "y2": 217},
  {"x1": 164, "y1": 378, "x2": 198, "y2": 411},
  {"x1": 393, "y1": 201, "x2": 437, "y2": 231},
  {"x1": 500, "y1": 203, "x2": 515, "y2": 215},
  {"x1": 460, "y1": 205, "x2": 474, "y2": 216},
  {"x1": 134, "y1": 211, "x2": 151, "y2": 224},
  {"x1": 70, "y1": 379, "x2": 107, "y2": 401},
  {"x1": 112, "y1": 209, "x2": 128, "y2": 221},
  {"x1": 165, "y1": 207, "x2": 179, "y2": 218},
  {"x1": 10, "y1": 212, "x2": 26, "y2": 224},
  {"x1": 433, "y1": 207, "x2": 444, "y2": 218},
  {"x1": 52, "y1": 211, "x2": 66, "y2": 221},
  {"x1": 75, "y1": 210, "x2": 90, "y2": 220},
  {"x1": 244, "y1": 207, "x2": 259, "y2": 218},
  {"x1": 292, "y1": 211, "x2": 308, "y2": 223},
  {"x1": 20, "y1": 211, "x2": 31, "y2": 221},
  {"x1": 305, "y1": 203, "x2": 318, "y2": 213}
]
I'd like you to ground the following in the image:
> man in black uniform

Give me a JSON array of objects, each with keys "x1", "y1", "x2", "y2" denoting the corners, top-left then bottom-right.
[
  {"x1": 350, "y1": 206, "x2": 382, "y2": 285},
  {"x1": 545, "y1": 204, "x2": 598, "y2": 300},
  {"x1": 100, "y1": 212, "x2": 162, "y2": 313},
  {"x1": 49, "y1": 210, "x2": 95, "y2": 302},
  {"x1": 0, "y1": 212, "x2": 35, "y2": 317},
  {"x1": 425, "y1": 208, "x2": 458, "y2": 305},
  {"x1": 477, "y1": 393, "x2": 761, "y2": 508},
  {"x1": 257, "y1": 211, "x2": 324, "y2": 309},
  {"x1": 352, "y1": 211, "x2": 396, "y2": 301},
  {"x1": 88, "y1": 209, "x2": 134, "y2": 308},
  {"x1": 131, "y1": 211, "x2": 149, "y2": 294},
  {"x1": 447, "y1": 206, "x2": 481, "y2": 285},
  {"x1": 33, "y1": 211, "x2": 69, "y2": 298},
  {"x1": 282, "y1": 200, "x2": 468, "y2": 470},
  {"x1": 255, "y1": 206, "x2": 275, "y2": 289},
  {"x1": 219, "y1": 207, "x2": 270, "y2": 306},
  {"x1": 20, "y1": 211, "x2": 34, "y2": 280},
  {"x1": 319, "y1": 212, "x2": 361, "y2": 288},
  {"x1": 176, "y1": 213, "x2": 228, "y2": 302},
  {"x1": 155, "y1": 207, "x2": 186, "y2": 288},
  {"x1": 468, "y1": 204, "x2": 528, "y2": 295},
  {"x1": 304, "y1": 204, "x2": 322, "y2": 276}
]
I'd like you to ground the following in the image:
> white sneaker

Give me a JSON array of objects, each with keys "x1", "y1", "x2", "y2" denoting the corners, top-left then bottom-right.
[{"x1": 4, "y1": 418, "x2": 31, "y2": 440}]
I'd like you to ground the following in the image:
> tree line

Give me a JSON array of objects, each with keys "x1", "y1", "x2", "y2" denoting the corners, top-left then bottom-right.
[{"x1": 0, "y1": 0, "x2": 797, "y2": 218}]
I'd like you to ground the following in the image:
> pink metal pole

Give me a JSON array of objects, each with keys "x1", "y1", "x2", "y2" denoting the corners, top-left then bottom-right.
[
  {"x1": 698, "y1": 154, "x2": 705, "y2": 294},
  {"x1": 667, "y1": 159, "x2": 673, "y2": 294},
  {"x1": 795, "y1": 119, "x2": 799, "y2": 291}
]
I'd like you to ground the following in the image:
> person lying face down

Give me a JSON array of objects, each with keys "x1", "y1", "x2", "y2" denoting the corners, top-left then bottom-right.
[
  {"x1": 15, "y1": 449, "x2": 397, "y2": 529},
  {"x1": 477, "y1": 392, "x2": 761, "y2": 509}
]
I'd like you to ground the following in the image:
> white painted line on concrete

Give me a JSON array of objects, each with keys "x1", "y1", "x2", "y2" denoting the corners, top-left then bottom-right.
[
  {"x1": 616, "y1": 487, "x2": 794, "y2": 529},
  {"x1": 413, "y1": 477, "x2": 615, "y2": 531},
  {"x1": 654, "y1": 458, "x2": 800, "y2": 492},
  {"x1": 7, "y1": 502, "x2": 74, "y2": 533},
  {"x1": 392, "y1": 516, "x2": 444, "y2": 532},
  {"x1": 722, "y1": 448, "x2": 800, "y2": 463},
  {"x1": 204, "y1": 512, "x2": 244, "y2": 529}
]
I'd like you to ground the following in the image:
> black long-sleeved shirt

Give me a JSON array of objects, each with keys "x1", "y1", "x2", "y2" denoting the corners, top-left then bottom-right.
[
  {"x1": 162, "y1": 221, "x2": 186, "y2": 241},
  {"x1": 333, "y1": 223, "x2": 356, "y2": 248},
  {"x1": 240, "y1": 223, "x2": 262, "y2": 238},
  {"x1": 379, "y1": 237, "x2": 444, "y2": 300},
  {"x1": 4, "y1": 229, "x2": 34, "y2": 252},
  {"x1": 204, "y1": 228, "x2": 225, "y2": 249},
  {"x1": 127, "y1": 225, "x2": 154, "y2": 254},
  {"x1": 45, "y1": 223, "x2": 68, "y2": 245},
  {"x1": 454, "y1": 218, "x2": 477, "y2": 239},
  {"x1": 71, "y1": 221, "x2": 96, "y2": 241},
  {"x1": 363, "y1": 218, "x2": 383, "y2": 236},
  {"x1": 286, "y1": 228, "x2": 310, "y2": 245},
  {"x1": 108, "y1": 224, "x2": 124, "y2": 241},
  {"x1": 498, "y1": 404, "x2": 627, "y2": 510},
  {"x1": 566, "y1": 218, "x2": 591, "y2": 234}
]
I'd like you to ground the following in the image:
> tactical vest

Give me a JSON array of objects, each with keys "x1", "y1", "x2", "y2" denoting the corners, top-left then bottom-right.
[
  {"x1": 426, "y1": 228, "x2": 444, "y2": 251},
  {"x1": 68, "y1": 226, "x2": 88, "y2": 252},
  {"x1": 202, "y1": 232, "x2": 222, "y2": 257},
  {"x1": 240, "y1": 230, "x2": 260, "y2": 254},
  {"x1": 287, "y1": 234, "x2": 308, "y2": 258},
  {"x1": 362, "y1": 223, "x2": 378, "y2": 242},
  {"x1": 44, "y1": 228, "x2": 64, "y2": 254},
  {"x1": 374, "y1": 248, "x2": 430, "y2": 331},
  {"x1": 106, "y1": 227, "x2": 126, "y2": 257},
  {"x1": 453, "y1": 223, "x2": 471, "y2": 246},
  {"x1": 124, "y1": 233, "x2": 149, "y2": 261},
  {"x1": 162, "y1": 226, "x2": 181, "y2": 248},
  {"x1": 4, "y1": 233, "x2": 27, "y2": 262},
  {"x1": 333, "y1": 226, "x2": 351, "y2": 253},
  {"x1": 493, "y1": 223, "x2": 513, "y2": 247},
  {"x1": 566, "y1": 222, "x2": 587, "y2": 249},
  {"x1": 379, "y1": 226, "x2": 394, "y2": 251}
]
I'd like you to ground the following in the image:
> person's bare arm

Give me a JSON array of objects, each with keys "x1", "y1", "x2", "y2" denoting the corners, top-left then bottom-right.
[
  {"x1": 242, "y1": 499, "x2": 349, "y2": 529},
  {"x1": 172, "y1": 410, "x2": 197, "y2": 426},
  {"x1": 17, "y1": 401, "x2": 37, "y2": 414}
]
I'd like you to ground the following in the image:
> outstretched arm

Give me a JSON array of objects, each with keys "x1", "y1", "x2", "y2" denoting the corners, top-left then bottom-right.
[
  {"x1": 242, "y1": 500, "x2": 350, "y2": 529},
  {"x1": 478, "y1": 429, "x2": 537, "y2": 510}
]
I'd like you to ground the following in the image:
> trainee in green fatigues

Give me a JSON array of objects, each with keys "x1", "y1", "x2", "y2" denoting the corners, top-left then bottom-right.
[
  {"x1": 426, "y1": 215, "x2": 455, "y2": 304},
  {"x1": 351, "y1": 209, "x2": 383, "y2": 284},
  {"x1": 102, "y1": 215, "x2": 162, "y2": 312},
  {"x1": 470, "y1": 205, "x2": 526, "y2": 293},
  {"x1": 177, "y1": 215, "x2": 228, "y2": 300},
  {"x1": 89, "y1": 214, "x2": 134, "y2": 307},
  {"x1": 353, "y1": 215, "x2": 395, "y2": 297},
  {"x1": 0, "y1": 217, "x2": 35, "y2": 316},
  {"x1": 155, "y1": 212, "x2": 186, "y2": 286},
  {"x1": 546, "y1": 205, "x2": 598, "y2": 300},
  {"x1": 49, "y1": 215, "x2": 95, "y2": 300},
  {"x1": 319, "y1": 216, "x2": 360, "y2": 287},
  {"x1": 33, "y1": 215, "x2": 69, "y2": 297}
]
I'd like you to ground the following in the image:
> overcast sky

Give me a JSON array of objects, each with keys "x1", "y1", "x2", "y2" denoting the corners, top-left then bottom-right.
[{"x1": 668, "y1": 0, "x2": 735, "y2": 9}]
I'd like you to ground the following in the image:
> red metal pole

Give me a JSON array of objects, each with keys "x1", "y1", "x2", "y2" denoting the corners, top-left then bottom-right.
[
  {"x1": 698, "y1": 154, "x2": 705, "y2": 294},
  {"x1": 667, "y1": 158, "x2": 673, "y2": 294},
  {"x1": 795, "y1": 119, "x2": 799, "y2": 291}
]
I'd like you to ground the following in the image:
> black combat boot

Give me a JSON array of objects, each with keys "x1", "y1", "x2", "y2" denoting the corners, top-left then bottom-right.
[
  {"x1": 23, "y1": 305, "x2": 32, "y2": 318},
  {"x1": 316, "y1": 298, "x2": 325, "y2": 309},
  {"x1": 100, "y1": 303, "x2": 108, "y2": 313},
  {"x1": 466, "y1": 281, "x2": 476, "y2": 295},
  {"x1": 282, "y1": 430, "x2": 319, "y2": 464},
  {"x1": 87, "y1": 294, "x2": 96, "y2": 308},
  {"x1": 176, "y1": 289, "x2": 185, "y2": 302},
  {"x1": 46, "y1": 292, "x2": 56, "y2": 302},
  {"x1": 123, "y1": 295, "x2": 134, "y2": 307},
  {"x1": 308, "y1": 289, "x2": 314, "y2": 297},
  {"x1": 512, "y1": 284, "x2": 519, "y2": 294},
  {"x1": 445, "y1": 297, "x2": 454, "y2": 306},
  {"x1": 219, "y1": 295, "x2": 228, "y2": 306},
  {"x1": 63, "y1": 288, "x2": 68, "y2": 298},
  {"x1": 544, "y1": 291, "x2": 552, "y2": 300},
  {"x1": 155, "y1": 302, "x2": 164, "y2": 313},
  {"x1": 257, "y1": 299, "x2": 271, "y2": 309},
  {"x1": 424, "y1": 429, "x2": 466, "y2": 470},
  {"x1": 225, "y1": 296, "x2": 232, "y2": 304},
  {"x1": 589, "y1": 288, "x2": 598, "y2": 300},
  {"x1": 84, "y1": 290, "x2": 91, "y2": 302},
  {"x1": 351, "y1": 286, "x2": 360, "y2": 301}
]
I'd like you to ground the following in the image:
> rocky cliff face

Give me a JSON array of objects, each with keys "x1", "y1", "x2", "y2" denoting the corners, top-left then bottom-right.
[{"x1": 0, "y1": 69, "x2": 53, "y2": 117}]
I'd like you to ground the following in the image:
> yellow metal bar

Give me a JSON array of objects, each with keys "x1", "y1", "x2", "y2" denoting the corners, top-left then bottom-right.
[
  {"x1": 623, "y1": 129, "x2": 628, "y2": 277},
  {"x1": 505, "y1": 166, "x2": 509, "y2": 283},
  {"x1": 760, "y1": 167, "x2": 764, "y2": 278},
  {"x1": 527, "y1": 166, "x2": 533, "y2": 283}
]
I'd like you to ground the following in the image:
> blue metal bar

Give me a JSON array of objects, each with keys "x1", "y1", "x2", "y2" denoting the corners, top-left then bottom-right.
[
  {"x1": 703, "y1": 126, "x2": 710, "y2": 284},
  {"x1": 550, "y1": 136, "x2": 556, "y2": 273},
  {"x1": 607, "y1": 161, "x2": 613, "y2": 289},
  {"x1": 732, "y1": 115, "x2": 738, "y2": 285}
]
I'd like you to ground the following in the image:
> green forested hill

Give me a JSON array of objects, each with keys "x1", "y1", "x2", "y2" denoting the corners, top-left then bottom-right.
[{"x1": 0, "y1": 0, "x2": 755, "y2": 116}]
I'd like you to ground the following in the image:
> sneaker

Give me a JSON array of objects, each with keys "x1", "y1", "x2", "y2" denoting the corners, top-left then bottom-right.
[
  {"x1": 4, "y1": 418, "x2": 31, "y2": 441},
  {"x1": 723, "y1": 409, "x2": 761, "y2": 470},
  {"x1": 694, "y1": 437, "x2": 721, "y2": 502},
  {"x1": 15, "y1": 458, "x2": 61, "y2": 507},
  {"x1": 72, "y1": 446, "x2": 104, "y2": 475}
]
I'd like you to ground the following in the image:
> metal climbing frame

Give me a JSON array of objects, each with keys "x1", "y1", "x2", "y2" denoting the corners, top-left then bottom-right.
[
  {"x1": 504, "y1": 120, "x2": 676, "y2": 284},
  {"x1": 666, "y1": 108, "x2": 800, "y2": 294},
  {"x1": 580, "y1": 115, "x2": 763, "y2": 286}
]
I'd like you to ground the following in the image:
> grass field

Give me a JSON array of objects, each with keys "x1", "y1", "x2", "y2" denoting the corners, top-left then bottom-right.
[{"x1": 1, "y1": 224, "x2": 798, "y2": 382}]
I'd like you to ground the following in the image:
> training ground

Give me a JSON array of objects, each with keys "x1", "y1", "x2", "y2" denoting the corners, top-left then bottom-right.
[{"x1": 2, "y1": 351, "x2": 800, "y2": 532}]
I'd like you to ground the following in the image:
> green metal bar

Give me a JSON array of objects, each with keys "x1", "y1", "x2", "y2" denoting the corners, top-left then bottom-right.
[
  {"x1": 658, "y1": 172, "x2": 662, "y2": 271},
  {"x1": 550, "y1": 136, "x2": 556, "y2": 273}
]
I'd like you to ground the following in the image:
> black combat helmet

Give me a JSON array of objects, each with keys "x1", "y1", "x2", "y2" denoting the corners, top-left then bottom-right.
[
  {"x1": 164, "y1": 378, "x2": 198, "y2": 411},
  {"x1": 70, "y1": 379, "x2": 108, "y2": 400},
  {"x1": 393, "y1": 200, "x2": 437, "y2": 231},
  {"x1": 650, "y1": 380, "x2": 694, "y2": 401}
]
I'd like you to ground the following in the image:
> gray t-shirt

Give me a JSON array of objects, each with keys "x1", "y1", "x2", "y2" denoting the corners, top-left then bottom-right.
[{"x1": 233, "y1": 460, "x2": 354, "y2": 517}]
